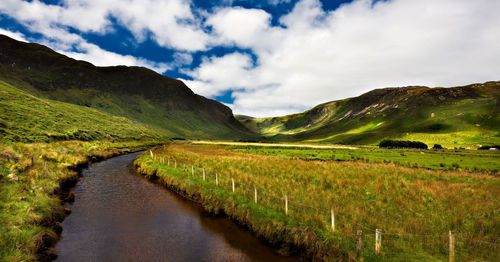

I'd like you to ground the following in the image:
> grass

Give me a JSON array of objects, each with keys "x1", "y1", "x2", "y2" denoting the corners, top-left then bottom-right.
[
  {"x1": 136, "y1": 143, "x2": 500, "y2": 261},
  {"x1": 0, "y1": 140, "x2": 165, "y2": 261},
  {"x1": 0, "y1": 80, "x2": 168, "y2": 143},
  {"x1": 229, "y1": 145, "x2": 500, "y2": 173}
]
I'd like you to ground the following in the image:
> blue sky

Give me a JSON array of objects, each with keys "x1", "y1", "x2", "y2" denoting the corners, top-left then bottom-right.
[{"x1": 0, "y1": 0, "x2": 499, "y2": 117}]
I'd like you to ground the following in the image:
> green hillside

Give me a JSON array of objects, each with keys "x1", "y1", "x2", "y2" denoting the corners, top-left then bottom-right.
[
  {"x1": 0, "y1": 80, "x2": 167, "y2": 143},
  {"x1": 237, "y1": 82, "x2": 500, "y2": 147},
  {"x1": 0, "y1": 35, "x2": 252, "y2": 140}
]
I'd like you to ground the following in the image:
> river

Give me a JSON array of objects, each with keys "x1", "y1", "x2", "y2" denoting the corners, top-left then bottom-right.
[{"x1": 55, "y1": 152, "x2": 299, "y2": 262}]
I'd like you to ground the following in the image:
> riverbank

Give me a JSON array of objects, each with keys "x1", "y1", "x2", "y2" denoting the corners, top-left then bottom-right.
[
  {"x1": 0, "y1": 140, "x2": 166, "y2": 261},
  {"x1": 134, "y1": 143, "x2": 500, "y2": 261},
  {"x1": 134, "y1": 148, "x2": 349, "y2": 261}
]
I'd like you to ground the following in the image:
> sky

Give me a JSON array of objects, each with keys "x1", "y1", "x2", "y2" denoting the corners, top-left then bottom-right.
[{"x1": 0, "y1": 0, "x2": 499, "y2": 117}]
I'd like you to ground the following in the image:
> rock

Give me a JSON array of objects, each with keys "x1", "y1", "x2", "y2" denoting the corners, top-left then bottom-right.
[{"x1": 7, "y1": 173, "x2": 19, "y2": 181}]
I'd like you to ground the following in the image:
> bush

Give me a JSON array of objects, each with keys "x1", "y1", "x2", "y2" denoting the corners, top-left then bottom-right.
[
  {"x1": 432, "y1": 144, "x2": 443, "y2": 149},
  {"x1": 379, "y1": 140, "x2": 428, "y2": 149}
]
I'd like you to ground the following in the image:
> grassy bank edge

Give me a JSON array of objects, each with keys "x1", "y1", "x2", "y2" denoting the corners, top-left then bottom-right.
[
  {"x1": 0, "y1": 140, "x2": 167, "y2": 261},
  {"x1": 134, "y1": 152, "x2": 361, "y2": 262}
]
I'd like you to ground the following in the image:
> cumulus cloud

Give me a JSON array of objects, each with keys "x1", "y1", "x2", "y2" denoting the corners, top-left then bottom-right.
[
  {"x1": 185, "y1": 0, "x2": 500, "y2": 116},
  {"x1": 0, "y1": 0, "x2": 211, "y2": 51}
]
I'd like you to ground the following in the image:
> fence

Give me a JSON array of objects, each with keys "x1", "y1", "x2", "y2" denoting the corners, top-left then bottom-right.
[{"x1": 149, "y1": 151, "x2": 499, "y2": 261}]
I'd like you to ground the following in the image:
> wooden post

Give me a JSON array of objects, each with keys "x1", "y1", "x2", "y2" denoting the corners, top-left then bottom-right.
[
  {"x1": 331, "y1": 208, "x2": 335, "y2": 232},
  {"x1": 356, "y1": 230, "x2": 362, "y2": 259},
  {"x1": 449, "y1": 231, "x2": 455, "y2": 262},
  {"x1": 254, "y1": 186, "x2": 258, "y2": 204},
  {"x1": 216, "y1": 173, "x2": 219, "y2": 186},
  {"x1": 191, "y1": 165, "x2": 194, "y2": 175},
  {"x1": 375, "y1": 229, "x2": 382, "y2": 255},
  {"x1": 203, "y1": 168, "x2": 205, "y2": 181},
  {"x1": 285, "y1": 195, "x2": 288, "y2": 215},
  {"x1": 150, "y1": 150, "x2": 153, "y2": 158},
  {"x1": 232, "y1": 178, "x2": 235, "y2": 192}
]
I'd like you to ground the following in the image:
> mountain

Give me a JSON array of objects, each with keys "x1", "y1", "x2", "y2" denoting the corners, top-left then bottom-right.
[
  {"x1": 237, "y1": 82, "x2": 500, "y2": 147},
  {"x1": 0, "y1": 35, "x2": 252, "y2": 140}
]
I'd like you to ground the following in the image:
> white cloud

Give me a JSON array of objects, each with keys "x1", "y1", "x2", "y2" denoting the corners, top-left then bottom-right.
[
  {"x1": 0, "y1": 0, "x2": 212, "y2": 51},
  {"x1": 187, "y1": 0, "x2": 500, "y2": 117},
  {"x1": 0, "y1": 28, "x2": 27, "y2": 42}
]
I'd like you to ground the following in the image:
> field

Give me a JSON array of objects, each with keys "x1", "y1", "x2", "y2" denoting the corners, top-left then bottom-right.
[
  {"x1": 0, "y1": 140, "x2": 164, "y2": 261},
  {"x1": 136, "y1": 143, "x2": 500, "y2": 261},
  {"x1": 228, "y1": 144, "x2": 500, "y2": 173}
]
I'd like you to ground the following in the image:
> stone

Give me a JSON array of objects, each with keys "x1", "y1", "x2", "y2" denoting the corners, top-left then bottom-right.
[{"x1": 7, "y1": 173, "x2": 19, "y2": 181}]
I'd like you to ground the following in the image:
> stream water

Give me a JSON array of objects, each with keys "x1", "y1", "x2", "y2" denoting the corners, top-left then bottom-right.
[{"x1": 54, "y1": 152, "x2": 299, "y2": 262}]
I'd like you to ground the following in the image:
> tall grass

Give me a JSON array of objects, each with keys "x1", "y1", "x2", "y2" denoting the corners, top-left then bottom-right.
[
  {"x1": 136, "y1": 143, "x2": 500, "y2": 261},
  {"x1": 0, "y1": 140, "x2": 164, "y2": 261}
]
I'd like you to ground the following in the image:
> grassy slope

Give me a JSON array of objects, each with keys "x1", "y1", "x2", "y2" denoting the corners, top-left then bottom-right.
[
  {"x1": 238, "y1": 82, "x2": 500, "y2": 147},
  {"x1": 0, "y1": 80, "x2": 167, "y2": 143},
  {"x1": 0, "y1": 34, "x2": 253, "y2": 140},
  {"x1": 136, "y1": 143, "x2": 500, "y2": 261}
]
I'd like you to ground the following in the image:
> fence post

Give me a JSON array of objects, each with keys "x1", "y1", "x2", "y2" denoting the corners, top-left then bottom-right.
[
  {"x1": 191, "y1": 165, "x2": 194, "y2": 175},
  {"x1": 449, "y1": 231, "x2": 455, "y2": 262},
  {"x1": 216, "y1": 173, "x2": 219, "y2": 186},
  {"x1": 375, "y1": 229, "x2": 382, "y2": 255},
  {"x1": 254, "y1": 186, "x2": 258, "y2": 204},
  {"x1": 285, "y1": 195, "x2": 288, "y2": 215},
  {"x1": 356, "y1": 230, "x2": 362, "y2": 259},
  {"x1": 203, "y1": 168, "x2": 205, "y2": 181},
  {"x1": 331, "y1": 208, "x2": 335, "y2": 232},
  {"x1": 232, "y1": 178, "x2": 235, "y2": 192}
]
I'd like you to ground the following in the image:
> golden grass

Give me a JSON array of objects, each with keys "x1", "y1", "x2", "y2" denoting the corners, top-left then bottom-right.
[{"x1": 138, "y1": 143, "x2": 500, "y2": 261}]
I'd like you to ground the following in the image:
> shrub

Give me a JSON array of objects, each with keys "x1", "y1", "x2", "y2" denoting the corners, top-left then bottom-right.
[
  {"x1": 432, "y1": 144, "x2": 443, "y2": 149},
  {"x1": 379, "y1": 140, "x2": 428, "y2": 149}
]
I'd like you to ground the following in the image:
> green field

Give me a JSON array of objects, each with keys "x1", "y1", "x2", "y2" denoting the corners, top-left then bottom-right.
[
  {"x1": 135, "y1": 143, "x2": 500, "y2": 261},
  {"x1": 230, "y1": 146, "x2": 500, "y2": 173}
]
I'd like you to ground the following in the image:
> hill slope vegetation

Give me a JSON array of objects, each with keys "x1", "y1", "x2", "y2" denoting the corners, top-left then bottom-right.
[
  {"x1": 237, "y1": 82, "x2": 500, "y2": 147},
  {"x1": 0, "y1": 35, "x2": 252, "y2": 140},
  {"x1": 0, "y1": 80, "x2": 166, "y2": 142}
]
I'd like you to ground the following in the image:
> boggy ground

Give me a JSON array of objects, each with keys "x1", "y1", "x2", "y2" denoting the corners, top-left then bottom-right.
[{"x1": 135, "y1": 142, "x2": 500, "y2": 261}]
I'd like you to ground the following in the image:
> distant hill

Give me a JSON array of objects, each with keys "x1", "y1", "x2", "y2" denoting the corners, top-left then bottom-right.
[
  {"x1": 0, "y1": 35, "x2": 252, "y2": 140},
  {"x1": 237, "y1": 82, "x2": 500, "y2": 147}
]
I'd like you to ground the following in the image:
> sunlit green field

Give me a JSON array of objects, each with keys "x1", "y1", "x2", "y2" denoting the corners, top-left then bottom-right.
[
  {"x1": 136, "y1": 143, "x2": 500, "y2": 261},
  {"x1": 230, "y1": 146, "x2": 500, "y2": 173}
]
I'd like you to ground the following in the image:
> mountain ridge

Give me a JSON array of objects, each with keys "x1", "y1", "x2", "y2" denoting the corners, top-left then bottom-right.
[
  {"x1": 0, "y1": 34, "x2": 252, "y2": 140},
  {"x1": 237, "y1": 81, "x2": 500, "y2": 147}
]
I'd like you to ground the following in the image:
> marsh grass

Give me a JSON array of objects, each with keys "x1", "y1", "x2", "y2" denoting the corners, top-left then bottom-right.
[
  {"x1": 136, "y1": 143, "x2": 500, "y2": 261},
  {"x1": 0, "y1": 140, "x2": 164, "y2": 261}
]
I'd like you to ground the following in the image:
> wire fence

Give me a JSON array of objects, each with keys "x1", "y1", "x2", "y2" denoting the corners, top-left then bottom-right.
[{"x1": 149, "y1": 151, "x2": 499, "y2": 261}]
